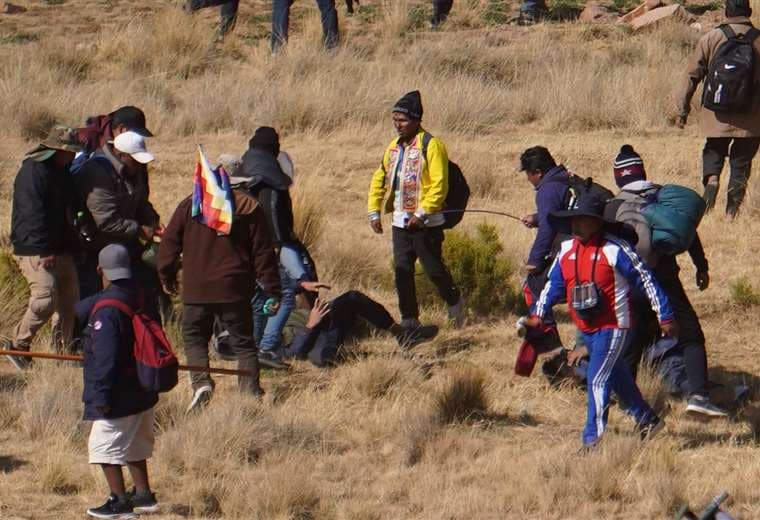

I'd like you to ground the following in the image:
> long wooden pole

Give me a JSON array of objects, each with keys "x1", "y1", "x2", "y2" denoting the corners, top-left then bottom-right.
[{"x1": 0, "y1": 349, "x2": 253, "y2": 377}]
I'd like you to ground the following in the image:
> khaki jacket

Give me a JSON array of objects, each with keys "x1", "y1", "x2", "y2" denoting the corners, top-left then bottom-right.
[{"x1": 675, "y1": 17, "x2": 760, "y2": 138}]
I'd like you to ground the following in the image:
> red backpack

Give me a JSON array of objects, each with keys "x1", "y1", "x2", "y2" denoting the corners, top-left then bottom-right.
[{"x1": 92, "y1": 299, "x2": 179, "y2": 393}]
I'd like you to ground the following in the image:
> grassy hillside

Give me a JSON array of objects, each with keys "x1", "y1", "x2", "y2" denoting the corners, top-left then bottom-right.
[{"x1": 2, "y1": 0, "x2": 760, "y2": 518}]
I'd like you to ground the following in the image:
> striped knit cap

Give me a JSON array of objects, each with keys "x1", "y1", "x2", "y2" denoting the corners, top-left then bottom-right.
[{"x1": 613, "y1": 144, "x2": 646, "y2": 188}]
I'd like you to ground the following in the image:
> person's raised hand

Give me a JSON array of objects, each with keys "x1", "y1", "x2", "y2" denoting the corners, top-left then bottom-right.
[
  {"x1": 306, "y1": 297, "x2": 331, "y2": 329},
  {"x1": 370, "y1": 219, "x2": 383, "y2": 235},
  {"x1": 300, "y1": 281, "x2": 331, "y2": 293},
  {"x1": 696, "y1": 271, "x2": 709, "y2": 291}
]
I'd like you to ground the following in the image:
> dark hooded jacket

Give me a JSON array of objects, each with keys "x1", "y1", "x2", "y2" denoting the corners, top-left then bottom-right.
[
  {"x1": 528, "y1": 165, "x2": 571, "y2": 270},
  {"x1": 238, "y1": 148, "x2": 295, "y2": 247},
  {"x1": 157, "y1": 189, "x2": 280, "y2": 304}
]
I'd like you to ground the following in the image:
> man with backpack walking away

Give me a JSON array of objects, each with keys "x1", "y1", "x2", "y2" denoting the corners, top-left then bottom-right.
[
  {"x1": 675, "y1": 0, "x2": 760, "y2": 218},
  {"x1": 526, "y1": 190, "x2": 676, "y2": 448},
  {"x1": 4, "y1": 127, "x2": 83, "y2": 369},
  {"x1": 368, "y1": 91, "x2": 464, "y2": 333},
  {"x1": 77, "y1": 244, "x2": 161, "y2": 519},
  {"x1": 605, "y1": 145, "x2": 728, "y2": 417},
  {"x1": 157, "y1": 150, "x2": 281, "y2": 412}
]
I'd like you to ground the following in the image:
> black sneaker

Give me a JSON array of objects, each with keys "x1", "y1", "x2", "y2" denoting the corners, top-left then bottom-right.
[
  {"x1": 258, "y1": 350, "x2": 291, "y2": 370},
  {"x1": 1, "y1": 339, "x2": 32, "y2": 371},
  {"x1": 126, "y1": 488, "x2": 159, "y2": 514},
  {"x1": 635, "y1": 416, "x2": 665, "y2": 441},
  {"x1": 86, "y1": 494, "x2": 136, "y2": 519},
  {"x1": 396, "y1": 324, "x2": 439, "y2": 350}
]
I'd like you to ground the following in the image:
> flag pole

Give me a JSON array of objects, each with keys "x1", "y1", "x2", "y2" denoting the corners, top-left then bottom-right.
[{"x1": 0, "y1": 350, "x2": 255, "y2": 377}]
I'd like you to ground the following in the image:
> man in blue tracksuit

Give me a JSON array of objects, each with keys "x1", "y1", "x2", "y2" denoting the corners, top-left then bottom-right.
[{"x1": 527, "y1": 192, "x2": 677, "y2": 447}]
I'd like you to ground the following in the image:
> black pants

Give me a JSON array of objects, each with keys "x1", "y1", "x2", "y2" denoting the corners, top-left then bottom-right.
[
  {"x1": 431, "y1": 0, "x2": 453, "y2": 26},
  {"x1": 187, "y1": 0, "x2": 240, "y2": 36},
  {"x1": 621, "y1": 300, "x2": 659, "y2": 381},
  {"x1": 392, "y1": 226, "x2": 460, "y2": 321},
  {"x1": 182, "y1": 301, "x2": 260, "y2": 393},
  {"x1": 272, "y1": 0, "x2": 339, "y2": 51},
  {"x1": 702, "y1": 137, "x2": 760, "y2": 216}
]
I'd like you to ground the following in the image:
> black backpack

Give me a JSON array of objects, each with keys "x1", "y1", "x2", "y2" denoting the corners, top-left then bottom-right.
[
  {"x1": 702, "y1": 24, "x2": 760, "y2": 113},
  {"x1": 565, "y1": 175, "x2": 615, "y2": 210},
  {"x1": 421, "y1": 132, "x2": 470, "y2": 229}
]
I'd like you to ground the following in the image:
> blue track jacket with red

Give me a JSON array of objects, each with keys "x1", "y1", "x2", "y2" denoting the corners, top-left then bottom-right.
[{"x1": 533, "y1": 233, "x2": 674, "y2": 333}]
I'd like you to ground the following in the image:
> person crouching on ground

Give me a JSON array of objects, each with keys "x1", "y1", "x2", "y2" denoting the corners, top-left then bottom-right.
[
  {"x1": 368, "y1": 90, "x2": 464, "y2": 333},
  {"x1": 526, "y1": 192, "x2": 677, "y2": 448},
  {"x1": 78, "y1": 244, "x2": 159, "y2": 518}
]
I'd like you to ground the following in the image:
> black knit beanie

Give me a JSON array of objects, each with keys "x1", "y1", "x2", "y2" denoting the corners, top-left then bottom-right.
[
  {"x1": 249, "y1": 126, "x2": 280, "y2": 157},
  {"x1": 392, "y1": 91, "x2": 423, "y2": 121},
  {"x1": 613, "y1": 144, "x2": 646, "y2": 188},
  {"x1": 726, "y1": 0, "x2": 752, "y2": 17}
]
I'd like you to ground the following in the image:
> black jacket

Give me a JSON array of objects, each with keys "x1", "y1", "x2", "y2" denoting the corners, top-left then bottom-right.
[
  {"x1": 239, "y1": 148, "x2": 295, "y2": 247},
  {"x1": 11, "y1": 158, "x2": 77, "y2": 257},
  {"x1": 78, "y1": 281, "x2": 159, "y2": 420}
]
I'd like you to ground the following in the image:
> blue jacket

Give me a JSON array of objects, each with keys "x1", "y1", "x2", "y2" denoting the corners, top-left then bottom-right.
[
  {"x1": 77, "y1": 281, "x2": 158, "y2": 420},
  {"x1": 527, "y1": 165, "x2": 571, "y2": 271}
]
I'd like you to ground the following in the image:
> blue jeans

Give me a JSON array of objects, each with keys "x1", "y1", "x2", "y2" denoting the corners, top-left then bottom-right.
[
  {"x1": 272, "y1": 0, "x2": 339, "y2": 51},
  {"x1": 252, "y1": 245, "x2": 310, "y2": 352},
  {"x1": 581, "y1": 328, "x2": 657, "y2": 446}
]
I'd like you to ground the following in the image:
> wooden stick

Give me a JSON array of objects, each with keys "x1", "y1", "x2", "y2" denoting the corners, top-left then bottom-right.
[{"x1": 0, "y1": 349, "x2": 254, "y2": 377}]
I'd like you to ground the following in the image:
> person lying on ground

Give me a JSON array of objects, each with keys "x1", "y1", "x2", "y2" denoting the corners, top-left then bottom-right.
[
  {"x1": 604, "y1": 145, "x2": 727, "y2": 417},
  {"x1": 527, "y1": 190, "x2": 676, "y2": 449},
  {"x1": 4, "y1": 127, "x2": 83, "y2": 369},
  {"x1": 156, "y1": 172, "x2": 280, "y2": 412},
  {"x1": 78, "y1": 244, "x2": 160, "y2": 519},
  {"x1": 284, "y1": 292, "x2": 439, "y2": 367}
]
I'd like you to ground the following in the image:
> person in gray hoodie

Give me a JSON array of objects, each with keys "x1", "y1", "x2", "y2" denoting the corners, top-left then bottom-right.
[{"x1": 604, "y1": 145, "x2": 726, "y2": 418}]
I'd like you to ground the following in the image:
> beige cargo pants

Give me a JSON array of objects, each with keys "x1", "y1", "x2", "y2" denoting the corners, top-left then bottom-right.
[{"x1": 14, "y1": 254, "x2": 79, "y2": 352}]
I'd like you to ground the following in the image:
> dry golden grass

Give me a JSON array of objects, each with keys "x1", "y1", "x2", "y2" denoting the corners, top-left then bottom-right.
[{"x1": 2, "y1": 0, "x2": 760, "y2": 518}]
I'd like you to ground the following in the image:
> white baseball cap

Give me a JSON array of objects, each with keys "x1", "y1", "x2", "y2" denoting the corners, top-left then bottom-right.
[{"x1": 113, "y1": 131, "x2": 155, "y2": 164}]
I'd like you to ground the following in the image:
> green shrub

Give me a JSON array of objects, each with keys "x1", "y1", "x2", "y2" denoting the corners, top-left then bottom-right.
[
  {"x1": 729, "y1": 277, "x2": 760, "y2": 307},
  {"x1": 416, "y1": 223, "x2": 519, "y2": 317},
  {"x1": 482, "y1": 0, "x2": 510, "y2": 25}
]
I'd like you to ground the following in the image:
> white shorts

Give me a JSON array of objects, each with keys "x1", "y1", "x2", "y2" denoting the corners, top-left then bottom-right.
[{"x1": 88, "y1": 408, "x2": 155, "y2": 465}]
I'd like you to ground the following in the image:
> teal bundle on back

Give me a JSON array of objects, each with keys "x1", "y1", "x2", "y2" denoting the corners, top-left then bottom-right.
[{"x1": 641, "y1": 185, "x2": 707, "y2": 255}]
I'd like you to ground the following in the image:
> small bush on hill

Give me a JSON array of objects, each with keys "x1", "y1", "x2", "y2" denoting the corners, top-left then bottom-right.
[
  {"x1": 417, "y1": 223, "x2": 519, "y2": 317},
  {"x1": 730, "y1": 277, "x2": 760, "y2": 307}
]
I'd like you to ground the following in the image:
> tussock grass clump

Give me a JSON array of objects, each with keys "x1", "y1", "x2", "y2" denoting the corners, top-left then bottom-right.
[
  {"x1": 18, "y1": 366, "x2": 85, "y2": 443},
  {"x1": 39, "y1": 437, "x2": 85, "y2": 496},
  {"x1": 434, "y1": 365, "x2": 489, "y2": 423},
  {"x1": 291, "y1": 177, "x2": 326, "y2": 252},
  {"x1": 339, "y1": 357, "x2": 421, "y2": 400},
  {"x1": 418, "y1": 224, "x2": 518, "y2": 316},
  {"x1": 730, "y1": 277, "x2": 760, "y2": 307},
  {"x1": 399, "y1": 404, "x2": 442, "y2": 466}
]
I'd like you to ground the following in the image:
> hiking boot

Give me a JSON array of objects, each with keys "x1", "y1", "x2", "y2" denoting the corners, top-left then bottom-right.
[
  {"x1": 1, "y1": 339, "x2": 32, "y2": 371},
  {"x1": 703, "y1": 178, "x2": 719, "y2": 212},
  {"x1": 187, "y1": 385, "x2": 213, "y2": 413},
  {"x1": 86, "y1": 494, "x2": 136, "y2": 519},
  {"x1": 257, "y1": 349, "x2": 291, "y2": 370},
  {"x1": 396, "y1": 324, "x2": 439, "y2": 350},
  {"x1": 635, "y1": 416, "x2": 665, "y2": 441},
  {"x1": 448, "y1": 297, "x2": 466, "y2": 329},
  {"x1": 126, "y1": 488, "x2": 159, "y2": 514},
  {"x1": 686, "y1": 395, "x2": 728, "y2": 418}
]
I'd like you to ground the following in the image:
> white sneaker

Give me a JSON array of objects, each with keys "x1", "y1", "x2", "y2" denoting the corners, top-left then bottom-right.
[
  {"x1": 448, "y1": 297, "x2": 465, "y2": 328},
  {"x1": 686, "y1": 395, "x2": 728, "y2": 417},
  {"x1": 187, "y1": 385, "x2": 213, "y2": 413}
]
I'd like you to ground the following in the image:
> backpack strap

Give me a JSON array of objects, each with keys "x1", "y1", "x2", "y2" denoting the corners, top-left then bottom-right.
[
  {"x1": 720, "y1": 24, "x2": 737, "y2": 39},
  {"x1": 92, "y1": 298, "x2": 135, "y2": 318},
  {"x1": 746, "y1": 27, "x2": 760, "y2": 45},
  {"x1": 421, "y1": 132, "x2": 433, "y2": 161}
]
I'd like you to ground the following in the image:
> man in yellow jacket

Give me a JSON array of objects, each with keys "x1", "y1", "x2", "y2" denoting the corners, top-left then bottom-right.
[{"x1": 368, "y1": 91, "x2": 464, "y2": 333}]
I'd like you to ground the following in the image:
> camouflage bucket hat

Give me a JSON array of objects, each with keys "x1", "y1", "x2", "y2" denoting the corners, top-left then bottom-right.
[{"x1": 26, "y1": 126, "x2": 83, "y2": 162}]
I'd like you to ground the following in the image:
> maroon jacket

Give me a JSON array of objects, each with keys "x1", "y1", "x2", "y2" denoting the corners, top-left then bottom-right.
[{"x1": 157, "y1": 190, "x2": 280, "y2": 304}]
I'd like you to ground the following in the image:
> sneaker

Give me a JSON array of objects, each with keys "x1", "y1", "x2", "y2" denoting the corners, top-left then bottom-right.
[
  {"x1": 636, "y1": 416, "x2": 665, "y2": 441},
  {"x1": 1, "y1": 339, "x2": 32, "y2": 371},
  {"x1": 257, "y1": 349, "x2": 291, "y2": 370},
  {"x1": 86, "y1": 494, "x2": 136, "y2": 519},
  {"x1": 187, "y1": 385, "x2": 214, "y2": 413},
  {"x1": 396, "y1": 324, "x2": 439, "y2": 350},
  {"x1": 686, "y1": 395, "x2": 728, "y2": 417},
  {"x1": 126, "y1": 488, "x2": 159, "y2": 514},
  {"x1": 447, "y1": 297, "x2": 466, "y2": 329}
]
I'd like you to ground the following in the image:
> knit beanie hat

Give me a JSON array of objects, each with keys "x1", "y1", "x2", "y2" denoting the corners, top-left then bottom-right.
[
  {"x1": 249, "y1": 126, "x2": 280, "y2": 157},
  {"x1": 392, "y1": 91, "x2": 423, "y2": 120},
  {"x1": 613, "y1": 144, "x2": 646, "y2": 188},
  {"x1": 726, "y1": 0, "x2": 752, "y2": 18}
]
